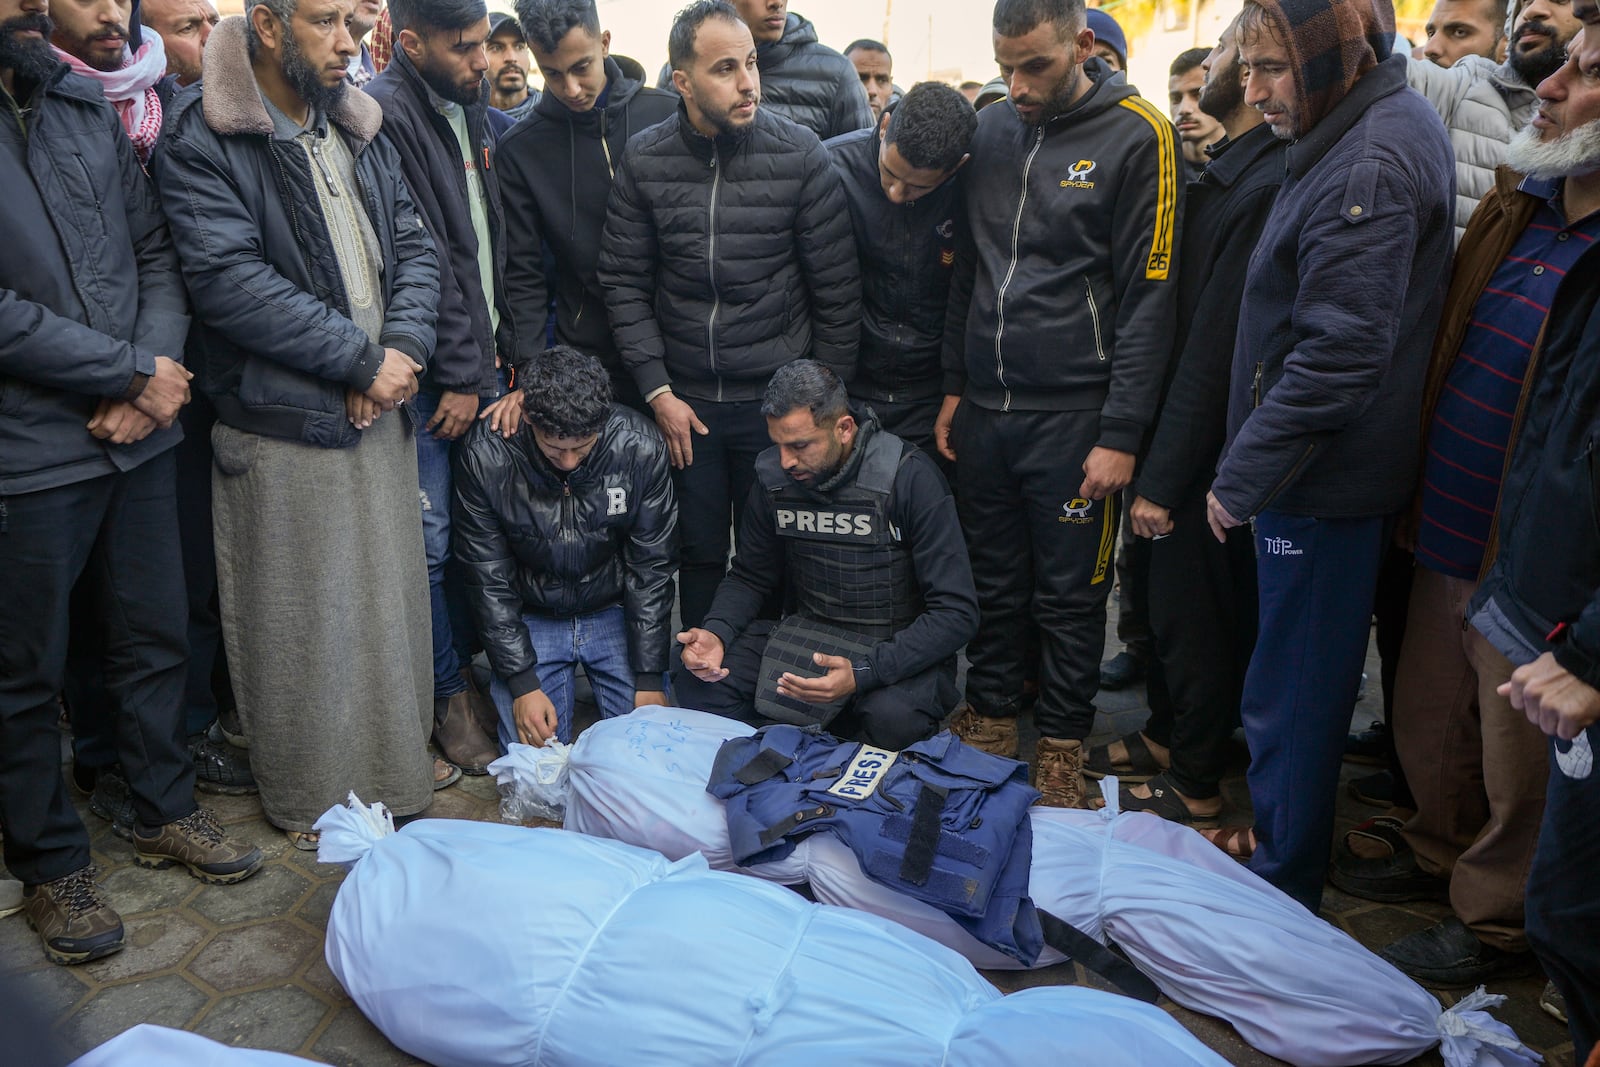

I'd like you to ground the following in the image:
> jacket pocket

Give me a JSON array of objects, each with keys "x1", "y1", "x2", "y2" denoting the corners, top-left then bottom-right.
[
  {"x1": 210, "y1": 423, "x2": 259, "y2": 478},
  {"x1": 1083, "y1": 277, "x2": 1106, "y2": 362}
]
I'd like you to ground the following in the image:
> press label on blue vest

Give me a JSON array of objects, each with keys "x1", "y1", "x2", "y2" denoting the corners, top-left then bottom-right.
[
  {"x1": 775, "y1": 505, "x2": 876, "y2": 540},
  {"x1": 825, "y1": 745, "x2": 899, "y2": 800}
]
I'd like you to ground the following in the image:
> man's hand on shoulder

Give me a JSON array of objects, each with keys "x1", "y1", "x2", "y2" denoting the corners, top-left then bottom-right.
[
  {"x1": 677, "y1": 627, "x2": 727, "y2": 681},
  {"x1": 1500, "y1": 651, "x2": 1600, "y2": 741}
]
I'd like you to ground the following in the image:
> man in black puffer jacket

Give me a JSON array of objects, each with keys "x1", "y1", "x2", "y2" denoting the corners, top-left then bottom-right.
[
  {"x1": 656, "y1": 0, "x2": 871, "y2": 141},
  {"x1": 598, "y1": 0, "x2": 859, "y2": 629},
  {"x1": 499, "y1": 0, "x2": 678, "y2": 412},
  {"x1": 454, "y1": 346, "x2": 676, "y2": 749}
]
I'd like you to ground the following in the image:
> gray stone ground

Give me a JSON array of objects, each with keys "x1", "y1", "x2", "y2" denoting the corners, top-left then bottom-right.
[{"x1": 0, "y1": 609, "x2": 1577, "y2": 1066}]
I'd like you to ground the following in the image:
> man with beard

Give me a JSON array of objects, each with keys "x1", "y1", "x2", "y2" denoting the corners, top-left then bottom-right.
[
  {"x1": 365, "y1": 0, "x2": 513, "y2": 776},
  {"x1": 1419, "y1": 0, "x2": 1507, "y2": 68},
  {"x1": 1407, "y1": 0, "x2": 1582, "y2": 241},
  {"x1": 825, "y1": 81, "x2": 975, "y2": 459},
  {"x1": 152, "y1": 0, "x2": 444, "y2": 850},
  {"x1": 598, "y1": 0, "x2": 858, "y2": 631},
  {"x1": 1169, "y1": 46, "x2": 1224, "y2": 177},
  {"x1": 1201, "y1": 0, "x2": 1454, "y2": 911},
  {"x1": 485, "y1": 10, "x2": 534, "y2": 119},
  {"x1": 53, "y1": 0, "x2": 256, "y2": 842},
  {"x1": 140, "y1": 0, "x2": 217, "y2": 88},
  {"x1": 676, "y1": 360, "x2": 977, "y2": 748},
  {"x1": 1097, "y1": 15, "x2": 1285, "y2": 827},
  {"x1": 1468, "y1": 15, "x2": 1600, "y2": 1049},
  {"x1": 657, "y1": 0, "x2": 871, "y2": 141},
  {"x1": 934, "y1": 0, "x2": 1182, "y2": 809},
  {"x1": 843, "y1": 38, "x2": 893, "y2": 122},
  {"x1": 49, "y1": 0, "x2": 165, "y2": 160},
  {"x1": 1332, "y1": 17, "x2": 1600, "y2": 992},
  {"x1": 499, "y1": 0, "x2": 676, "y2": 413},
  {"x1": 2, "y1": 0, "x2": 263, "y2": 965}
]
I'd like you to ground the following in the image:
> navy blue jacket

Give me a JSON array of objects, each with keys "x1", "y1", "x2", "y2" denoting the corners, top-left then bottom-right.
[
  {"x1": 152, "y1": 17, "x2": 438, "y2": 449},
  {"x1": 0, "y1": 63, "x2": 189, "y2": 494},
  {"x1": 1211, "y1": 57, "x2": 1455, "y2": 519}
]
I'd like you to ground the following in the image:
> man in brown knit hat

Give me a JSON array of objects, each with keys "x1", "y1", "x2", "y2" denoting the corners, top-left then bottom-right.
[{"x1": 1201, "y1": 0, "x2": 1455, "y2": 911}]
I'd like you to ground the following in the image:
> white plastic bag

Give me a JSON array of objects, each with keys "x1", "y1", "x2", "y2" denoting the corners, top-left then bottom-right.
[
  {"x1": 318, "y1": 795, "x2": 1228, "y2": 1067},
  {"x1": 68, "y1": 1024, "x2": 321, "y2": 1066}
]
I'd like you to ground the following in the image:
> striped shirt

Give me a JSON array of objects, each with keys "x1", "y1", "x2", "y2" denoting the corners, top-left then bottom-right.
[{"x1": 1417, "y1": 177, "x2": 1600, "y2": 579}]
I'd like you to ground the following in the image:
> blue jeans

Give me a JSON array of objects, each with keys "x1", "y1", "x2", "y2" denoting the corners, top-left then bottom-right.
[
  {"x1": 415, "y1": 381, "x2": 504, "y2": 700},
  {"x1": 1242, "y1": 511, "x2": 1386, "y2": 912},
  {"x1": 488, "y1": 605, "x2": 637, "y2": 749}
]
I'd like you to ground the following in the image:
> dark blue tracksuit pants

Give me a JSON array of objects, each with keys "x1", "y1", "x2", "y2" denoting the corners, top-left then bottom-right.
[
  {"x1": 1242, "y1": 511, "x2": 1386, "y2": 912},
  {"x1": 1526, "y1": 723, "x2": 1600, "y2": 1062}
]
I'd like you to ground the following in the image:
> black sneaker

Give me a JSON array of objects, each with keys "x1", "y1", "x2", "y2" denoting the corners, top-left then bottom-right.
[
  {"x1": 190, "y1": 722, "x2": 257, "y2": 795},
  {"x1": 1379, "y1": 918, "x2": 1533, "y2": 987},
  {"x1": 22, "y1": 866, "x2": 125, "y2": 965},
  {"x1": 88, "y1": 767, "x2": 135, "y2": 841}
]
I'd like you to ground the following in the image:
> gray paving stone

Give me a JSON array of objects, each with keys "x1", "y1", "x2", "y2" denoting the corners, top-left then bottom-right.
[
  {"x1": 0, "y1": 910, "x2": 52, "y2": 974},
  {"x1": 190, "y1": 864, "x2": 311, "y2": 927},
  {"x1": 202, "y1": 793, "x2": 269, "y2": 827},
  {"x1": 189, "y1": 920, "x2": 321, "y2": 992},
  {"x1": 79, "y1": 911, "x2": 208, "y2": 984},
  {"x1": 311, "y1": 1005, "x2": 430, "y2": 1067},
  {"x1": 295, "y1": 880, "x2": 340, "y2": 928},
  {"x1": 194, "y1": 984, "x2": 330, "y2": 1052},
  {"x1": 98, "y1": 861, "x2": 199, "y2": 916},
  {"x1": 58, "y1": 973, "x2": 208, "y2": 1054},
  {"x1": 298, "y1": 952, "x2": 346, "y2": 1002}
]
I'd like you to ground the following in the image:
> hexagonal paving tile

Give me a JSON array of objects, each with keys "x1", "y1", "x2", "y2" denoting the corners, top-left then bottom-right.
[
  {"x1": 189, "y1": 920, "x2": 321, "y2": 992},
  {"x1": 57, "y1": 973, "x2": 209, "y2": 1055},
  {"x1": 97, "y1": 861, "x2": 199, "y2": 916},
  {"x1": 296, "y1": 880, "x2": 340, "y2": 928},
  {"x1": 413, "y1": 787, "x2": 489, "y2": 822},
  {"x1": 311, "y1": 1005, "x2": 429, "y2": 1067},
  {"x1": 78, "y1": 910, "x2": 209, "y2": 984},
  {"x1": 189, "y1": 864, "x2": 310, "y2": 927},
  {"x1": 194, "y1": 983, "x2": 330, "y2": 1052},
  {"x1": 200, "y1": 792, "x2": 269, "y2": 827},
  {"x1": 297, "y1": 952, "x2": 346, "y2": 1002},
  {"x1": 0, "y1": 910, "x2": 53, "y2": 975}
]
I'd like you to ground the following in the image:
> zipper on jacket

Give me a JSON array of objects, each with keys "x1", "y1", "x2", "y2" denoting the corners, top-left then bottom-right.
[
  {"x1": 1083, "y1": 276, "x2": 1106, "y2": 362},
  {"x1": 993, "y1": 125, "x2": 1045, "y2": 409},
  {"x1": 1251, "y1": 361, "x2": 1264, "y2": 408},
  {"x1": 706, "y1": 145, "x2": 723, "y2": 384},
  {"x1": 1260, "y1": 443, "x2": 1316, "y2": 513},
  {"x1": 600, "y1": 111, "x2": 614, "y2": 179}
]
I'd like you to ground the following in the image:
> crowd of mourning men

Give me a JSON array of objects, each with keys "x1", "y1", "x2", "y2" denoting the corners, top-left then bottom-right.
[{"x1": 3, "y1": 0, "x2": 1600, "y2": 1053}]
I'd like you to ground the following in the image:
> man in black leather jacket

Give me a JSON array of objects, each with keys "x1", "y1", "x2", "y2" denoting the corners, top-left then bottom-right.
[{"x1": 454, "y1": 346, "x2": 677, "y2": 748}]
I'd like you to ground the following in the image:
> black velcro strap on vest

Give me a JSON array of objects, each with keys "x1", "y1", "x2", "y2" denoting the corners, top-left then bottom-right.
[
  {"x1": 898, "y1": 782, "x2": 949, "y2": 887},
  {"x1": 1037, "y1": 908, "x2": 1161, "y2": 1004},
  {"x1": 733, "y1": 748, "x2": 794, "y2": 786}
]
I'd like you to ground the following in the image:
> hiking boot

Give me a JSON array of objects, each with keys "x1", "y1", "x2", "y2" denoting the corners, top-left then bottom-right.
[
  {"x1": 22, "y1": 866, "x2": 124, "y2": 965},
  {"x1": 1034, "y1": 736, "x2": 1087, "y2": 808},
  {"x1": 948, "y1": 703, "x2": 1019, "y2": 759},
  {"x1": 133, "y1": 808, "x2": 263, "y2": 885},
  {"x1": 88, "y1": 766, "x2": 135, "y2": 841},
  {"x1": 190, "y1": 722, "x2": 257, "y2": 795},
  {"x1": 434, "y1": 693, "x2": 498, "y2": 775}
]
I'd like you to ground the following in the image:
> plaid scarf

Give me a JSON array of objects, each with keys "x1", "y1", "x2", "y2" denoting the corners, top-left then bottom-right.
[
  {"x1": 52, "y1": 36, "x2": 166, "y2": 162},
  {"x1": 1252, "y1": 0, "x2": 1396, "y2": 134}
]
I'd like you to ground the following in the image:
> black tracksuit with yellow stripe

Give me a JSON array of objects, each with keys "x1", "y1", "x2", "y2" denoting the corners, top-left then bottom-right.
[{"x1": 942, "y1": 60, "x2": 1182, "y2": 740}]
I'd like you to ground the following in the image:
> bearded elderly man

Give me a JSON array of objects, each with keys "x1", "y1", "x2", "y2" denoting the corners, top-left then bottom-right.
[
  {"x1": 153, "y1": 0, "x2": 445, "y2": 850},
  {"x1": 676, "y1": 360, "x2": 977, "y2": 750},
  {"x1": 1465, "y1": 10, "x2": 1600, "y2": 1054},
  {"x1": 1201, "y1": 0, "x2": 1455, "y2": 911}
]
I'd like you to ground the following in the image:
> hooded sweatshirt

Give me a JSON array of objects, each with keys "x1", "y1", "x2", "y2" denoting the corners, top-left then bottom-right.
[
  {"x1": 1210, "y1": 0, "x2": 1455, "y2": 520},
  {"x1": 497, "y1": 58, "x2": 678, "y2": 383}
]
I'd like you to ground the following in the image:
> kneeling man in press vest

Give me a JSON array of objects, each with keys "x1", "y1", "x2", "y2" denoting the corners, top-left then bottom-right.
[{"x1": 675, "y1": 360, "x2": 978, "y2": 749}]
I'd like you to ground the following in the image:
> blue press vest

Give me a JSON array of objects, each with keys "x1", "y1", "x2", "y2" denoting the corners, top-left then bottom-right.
[{"x1": 708, "y1": 725, "x2": 1044, "y2": 964}]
